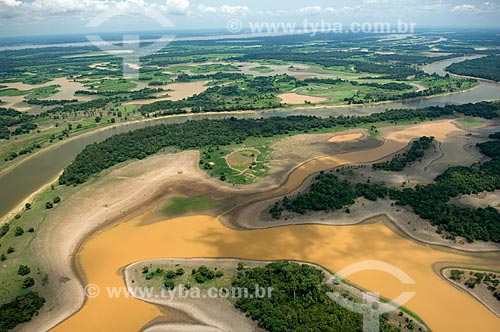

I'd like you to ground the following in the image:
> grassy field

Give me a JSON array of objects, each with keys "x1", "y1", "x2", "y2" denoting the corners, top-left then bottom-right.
[
  {"x1": 226, "y1": 149, "x2": 260, "y2": 171},
  {"x1": 292, "y1": 81, "x2": 414, "y2": 104},
  {"x1": 162, "y1": 195, "x2": 220, "y2": 217},
  {"x1": 93, "y1": 79, "x2": 137, "y2": 93},
  {"x1": 0, "y1": 85, "x2": 60, "y2": 99},
  {"x1": 249, "y1": 66, "x2": 275, "y2": 73},
  {"x1": 0, "y1": 88, "x2": 27, "y2": 96},
  {"x1": 165, "y1": 64, "x2": 240, "y2": 74},
  {"x1": 454, "y1": 117, "x2": 487, "y2": 129}
]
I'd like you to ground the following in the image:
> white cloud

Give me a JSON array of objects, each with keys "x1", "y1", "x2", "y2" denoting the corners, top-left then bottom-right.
[
  {"x1": 451, "y1": 2, "x2": 498, "y2": 14},
  {"x1": 0, "y1": 0, "x2": 21, "y2": 7},
  {"x1": 296, "y1": 5, "x2": 357, "y2": 16},
  {"x1": 0, "y1": 0, "x2": 194, "y2": 20},
  {"x1": 161, "y1": 0, "x2": 190, "y2": 15},
  {"x1": 451, "y1": 4, "x2": 479, "y2": 13},
  {"x1": 197, "y1": 4, "x2": 250, "y2": 16}
]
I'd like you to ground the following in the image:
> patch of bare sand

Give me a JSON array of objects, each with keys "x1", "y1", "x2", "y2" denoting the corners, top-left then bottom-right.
[
  {"x1": 41, "y1": 78, "x2": 91, "y2": 101},
  {"x1": 328, "y1": 133, "x2": 364, "y2": 142},
  {"x1": 452, "y1": 190, "x2": 500, "y2": 211},
  {"x1": 268, "y1": 128, "x2": 376, "y2": 185},
  {"x1": 278, "y1": 92, "x2": 327, "y2": 104},
  {"x1": 0, "y1": 95, "x2": 26, "y2": 109},
  {"x1": 89, "y1": 62, "x2": 110, "y2": 69},
  {"x1": 161, "y1": 81, "x2": 210, "y2": 101},
  {"x1": 124, "y1": 81, "x2": 210, "y2": 105},
  {"x1": 0, "y1": 78, "x2": 91, "y2": 108}
]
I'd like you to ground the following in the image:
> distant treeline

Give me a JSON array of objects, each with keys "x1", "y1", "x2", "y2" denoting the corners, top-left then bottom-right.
[
  {"x1": 58, "y1": 102, "x2": 500, "y2": 186},
  {"x1": 271, "y1": 132, "x2": 500, "y2": 243},
  {"x1": 0, "y1": 108, "x2": 37, "y2": 139},
  {"x1": 373, "y1": 136, "x2": 435, "y2": 171},
  {"x1": 234, "y1": 50, "x2": 419, "y2": 79},
  {"x1": 447, "y1": 55, "x2": 500, "y2": 82},
  {"x1": 0, "y1": 292, "x2": 45, "y2": 332}
]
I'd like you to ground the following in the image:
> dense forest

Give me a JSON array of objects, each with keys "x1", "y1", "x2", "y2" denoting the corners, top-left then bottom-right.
[
  {"x1": 447, "y1": 55, "x2": 500, "y2": 82},
  {"x1": 0, "y1": 108, "x2": 37, "y2": 139},
  {"x1": 232, "y1": 261, "x2": 402, "y2": 332},
  {"x1": 0, "y1": 292, "x2": 45, "y2": 332},
  {"x1": 271, "y1": 133, "x2": 500, "y2": 243},
  {"x1": 59, "y1": 102, "x2": 500, "y2": 185},
  {"x1": 373, "y1": 136, "x2": 435, "y2": 171}
]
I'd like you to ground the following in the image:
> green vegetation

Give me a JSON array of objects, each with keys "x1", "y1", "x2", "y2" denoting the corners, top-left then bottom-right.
[
  {"x1": 139, "y1": 74, "x2": 305, "y2": 114},
  {"x1": 272, "y1": 173, "x2": 357, "y2": 216},
  {"x1": 232, "y1": 261, "x2": 403, "y2": 332},
  {"x1": 142, "y1": 264, "x2": 223, "y2": 290},
  {"x1": 191, "y1": 266, "x2": 224, "y2": 284},
  {"x1": 455, "y1": 117, "x2": 487, "y2": 129},
  {"x1": 165, "y1": 64, "x2": 239, "y2": 74},
  {"x1": 59, "y1": 102, "x2": 500, "y2": 186},
  {"x1": 373, "y1": 136, "x2": 435, "y2": 171},
  {"x1": 0, "y1": 85, "x2": 59, "y2": 100},
  {"x1": 92, "y1": 79, "x2": 137, "y2": 93},
  {"x1": 226, "y1": 149, "x2": 259, "y2": 171},
  {"x1": 0, "y1": 108, "x2": 37, "y2": 139},
  {"x1": 0, "y1": 292, "x2": 45, "y2": 332},
  {"x1": 17, "y1": 265, "x2": 30, "y2": 276},
  {"x1": 249, "y1": 66, "x2": 275, "y2": 73},
  {"x1": 270, "y1": 172, "x2": 389, "y2": 218},
  {"x1": 162, "y1": 195, "x2": 219, "y2": 217},
  {"x1": 200, "y1": 142, "x2": 271, "y2": 184},
  {"x1": 447, "y1": 55, "x2": 500, "y2": 82}
]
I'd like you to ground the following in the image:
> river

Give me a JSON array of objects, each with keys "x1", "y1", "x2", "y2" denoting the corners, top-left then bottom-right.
[{"x1": 1, "y1": 56, "x2": 499, "y2": 218}]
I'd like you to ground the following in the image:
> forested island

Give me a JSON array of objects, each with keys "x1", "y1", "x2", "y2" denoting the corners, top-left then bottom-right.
[
  {"x1": 373, "y1": 136, "x2": 435, "y2": 171},
  {"x1": 447, "y1": 55, "x2": 500, "y2": 82}
]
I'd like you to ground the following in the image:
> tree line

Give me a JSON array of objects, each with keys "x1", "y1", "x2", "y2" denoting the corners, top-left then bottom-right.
[{"x1": 373, "y1": 136, "x2": 435, "y2": 171}]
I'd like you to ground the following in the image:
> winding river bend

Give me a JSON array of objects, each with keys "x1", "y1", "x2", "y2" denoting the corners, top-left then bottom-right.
[{"x1": 1, "y1": 56, "x2": 499, "y2": 218}]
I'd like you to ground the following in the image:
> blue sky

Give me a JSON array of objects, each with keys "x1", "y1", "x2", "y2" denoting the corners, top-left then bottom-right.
[{"x1": 0, "y1": 0, "x2": 499, "y2": 37}]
